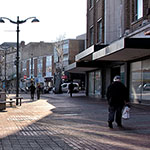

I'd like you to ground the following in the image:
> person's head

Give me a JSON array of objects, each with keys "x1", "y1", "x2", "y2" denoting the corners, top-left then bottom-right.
[{"x1": 113, "y1": 75, "x2": 121, "y2": 82}]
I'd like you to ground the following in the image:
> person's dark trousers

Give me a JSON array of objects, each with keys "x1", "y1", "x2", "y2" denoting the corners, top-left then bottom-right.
[
  {"x1": 108, "y1": 105, "x2": 124, "y2": 126},
  {"x1": 69, "y1": 90, "x2": 73, "y2": 97},
  {"x1": 31, "y1": 93, "x2": 34, "y2": 100},
  {"x1": 37, "y1": 92, "x2": 40, "y2": 99},
  {"x1": 70, "y1": 92, "x2": 72, "y2": 97}
]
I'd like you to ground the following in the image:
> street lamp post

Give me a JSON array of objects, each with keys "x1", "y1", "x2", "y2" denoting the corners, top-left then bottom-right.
[
  {"x1": 0, "y1": 16, "x2": 39, "y2": 105},
  {"x1": 31, "y1": 53, "x2": 33, "y2": 79},
  {"x1": 4, "y1": 50, "x2": 6, "y2": 93}
]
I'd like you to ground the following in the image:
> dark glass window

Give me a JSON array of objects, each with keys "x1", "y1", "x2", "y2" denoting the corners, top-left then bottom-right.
[
  {"x1": 90, "y1": 26, "x2": 94, "y2": 46},
  {"x1": 90, "y1": 0, "x2": 94, "y2": 8},
  {"x1": 97, "y1": 20, "x2": 102, "y2": 43},
  {"x1": 133, "y1": 0, "x2": 143, "y2": 21}
]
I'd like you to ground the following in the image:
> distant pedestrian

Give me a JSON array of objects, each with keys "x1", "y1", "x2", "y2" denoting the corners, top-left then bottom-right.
[
  {"x1": 68, "y1": 81, "x2": 74, "y2": 97},
  {"x1": 30, "y1": 83, "x2": 36, "y2": 100},
  {"x1": 37, "y1": 83, "x2": 41, "y2": 100},
  {"x1": 106, "y1": 75, "x2": 128, "y2": 128}
]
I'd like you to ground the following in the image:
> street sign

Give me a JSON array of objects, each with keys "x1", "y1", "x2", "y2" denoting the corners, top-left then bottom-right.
[{"x1": 24, "y1": 75, "x2": 27, "y2": 79}]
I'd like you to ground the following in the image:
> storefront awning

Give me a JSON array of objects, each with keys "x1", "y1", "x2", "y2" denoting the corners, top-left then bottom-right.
[
  {"x1": 93, "y1": 38, "x2": 150, "y2": 61},
  {"x1": 76, "y1": 45, "x2": 107, "y2": 62},
  {"x1": 65, "y1": 62, "x2": 99, "y2": 73}
]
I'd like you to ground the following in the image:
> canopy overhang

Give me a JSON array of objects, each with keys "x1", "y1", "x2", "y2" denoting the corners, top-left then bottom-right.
[
  {"x1": 75, "y1": 45, "x2": 107, "y2": 62},
  {"x1": 65, "y1": 62, "x2": 98, "y2": 73},
  {"x1": 93, "y1": 38, "x2": 150, "y2": 61}
]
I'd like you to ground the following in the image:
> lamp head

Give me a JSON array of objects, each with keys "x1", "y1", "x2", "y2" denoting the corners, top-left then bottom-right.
[
  {"x1": 0, "y1": 18, "x2": 5, "y2": 23},
  {"x1": 31, "y1": 18, "x2": 39, "y2": 23}
]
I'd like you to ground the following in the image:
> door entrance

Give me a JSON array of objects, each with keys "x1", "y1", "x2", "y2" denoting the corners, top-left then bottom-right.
[{"x1": 111, "y1": 67, "x2": 120, "y2": 82}]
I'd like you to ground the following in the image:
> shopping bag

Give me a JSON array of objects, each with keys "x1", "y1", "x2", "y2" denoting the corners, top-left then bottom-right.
[{"x1": 122, "y1": 106, "x2": 130, "y2": 119}]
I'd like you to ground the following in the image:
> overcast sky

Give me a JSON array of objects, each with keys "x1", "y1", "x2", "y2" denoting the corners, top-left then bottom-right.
[{"x1": 0, "y1": 0, "x2": 86, "y2": 44}]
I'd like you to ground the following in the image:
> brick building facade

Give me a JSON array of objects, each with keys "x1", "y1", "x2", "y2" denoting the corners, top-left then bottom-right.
[
  {"x1": 66, "y1": 0, "x2": 150, "y2": 104},
  {"x1": 20, "y1": 41, "x2": 54, "y2": 90},
  {"x1": 54, "y1": 38, "x2": 85, "y2": 93}
]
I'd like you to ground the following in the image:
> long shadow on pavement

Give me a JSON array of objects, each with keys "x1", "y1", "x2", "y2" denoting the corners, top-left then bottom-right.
[{"x1": 0, "y1": 93, "x2": 150, "y2": 150}]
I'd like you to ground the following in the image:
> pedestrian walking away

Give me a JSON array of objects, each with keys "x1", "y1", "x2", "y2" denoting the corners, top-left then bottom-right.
[
  {"x1": 106, "y1": 75, "x2": 129, "y2": 129},
  {"x1": 68, "y1": 81, "x2": 74, "y2": 97},
  {"x1": 37, "y1": 83, "x2": 41, "y2": 100},
  {"x1": 29, "y1": 83, "x2": 36, "y2": 100}
]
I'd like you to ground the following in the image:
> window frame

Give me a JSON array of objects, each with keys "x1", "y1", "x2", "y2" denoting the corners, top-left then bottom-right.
[
  {"x1": 97, "y1": 18, "x2": 102, "y2": 43},
  {"x1": 89, "y1": 0, "x2": 94, "y2": 9},
  {"x1": 133, "y1": 0, "x2": 143, "y2": 21},
  {"x1": 90, "y1": 25, "x2": 94, "y2": 46}
]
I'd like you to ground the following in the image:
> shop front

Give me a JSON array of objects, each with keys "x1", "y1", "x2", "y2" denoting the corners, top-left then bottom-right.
[
  {"x1": 92, "y1": 37, "x2": 150, "y2": 103},
  {"x1": 130, "y1": 58, "x2": 150, "y2": 103},
  {"x1": 66, "y1": 37, "x2": 150, "y2": 103},
  {"x1": 88, "y1": 70, "x2": 101, "y2": 97}
]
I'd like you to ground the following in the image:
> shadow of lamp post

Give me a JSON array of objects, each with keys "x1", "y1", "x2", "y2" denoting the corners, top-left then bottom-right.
[{"x1": 0, "y1": 16, "x2": 39, "y2": 105}]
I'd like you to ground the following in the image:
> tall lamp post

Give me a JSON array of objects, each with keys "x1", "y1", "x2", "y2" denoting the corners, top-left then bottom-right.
[
  {"x1": 0, "y1": 16, "x2": 39, "y2": 105},
  {"x1": 4, "y1": 49, "x2": 6, "y2": 93}
]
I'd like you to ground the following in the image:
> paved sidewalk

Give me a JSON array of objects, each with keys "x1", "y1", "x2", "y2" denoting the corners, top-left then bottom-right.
[{"x1": 0, "y1": 93, "x2": 149, "y2": 150}]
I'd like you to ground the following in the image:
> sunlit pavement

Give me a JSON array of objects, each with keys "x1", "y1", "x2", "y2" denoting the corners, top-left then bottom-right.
[{"x1": 0, "y1": 93, "x2": 150, "y2": 150}]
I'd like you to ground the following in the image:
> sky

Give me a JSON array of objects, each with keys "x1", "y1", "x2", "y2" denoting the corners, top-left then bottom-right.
[{"x1": 0, "y1": 0, "x2": 86, "y2": 44}]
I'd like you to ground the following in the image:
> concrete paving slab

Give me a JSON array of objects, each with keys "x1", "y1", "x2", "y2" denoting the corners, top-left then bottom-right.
[{"x1": 0, "y1": 93, "x2": 149, "y2": 150}]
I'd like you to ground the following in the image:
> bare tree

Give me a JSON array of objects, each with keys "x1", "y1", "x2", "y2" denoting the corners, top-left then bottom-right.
[
  {"x1": 53, "y1": 34, "x2": 66, "y2": 93},
  {"x1": 54, "y1": 34, "x2": 66, "y2": 73}
]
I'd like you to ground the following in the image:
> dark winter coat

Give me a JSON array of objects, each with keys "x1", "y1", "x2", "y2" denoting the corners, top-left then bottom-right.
[
  {"x1": 106, "y1": 81, "x2": 128, "y2": 107},
  {"x1": 68, "y1": 83, "x2": 74, "y2": 93},
  {"x1": 30, "y1": 84, "x2": 36, "y2": 94}
]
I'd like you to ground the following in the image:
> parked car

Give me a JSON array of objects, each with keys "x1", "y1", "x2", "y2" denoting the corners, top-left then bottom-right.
[
  {"x1": 143, "y1": 83, "x2": 150, "y2": 91},
  {"x1": 44, "y1": 86, "x2": 51, "y2": 93},
  {"x1": 61, "y1": 82, "x2": 79, "y2": 93},
  {"x1": 137, "y1": 83, "x2": 150, "y2": 92},
  {"x1": 20, "y1": 88, "x2": 27, "y2": 93},
  {"x1": 52, "y1": 87, "x2": 56, "y2": 93}
]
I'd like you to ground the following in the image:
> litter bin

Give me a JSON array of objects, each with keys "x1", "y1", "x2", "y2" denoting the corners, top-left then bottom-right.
[{"x1": 0, "y1": 92, "x2": 6, "y2": 110}]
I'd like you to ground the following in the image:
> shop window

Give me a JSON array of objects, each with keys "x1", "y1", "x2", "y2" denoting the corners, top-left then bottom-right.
[
  {"x1": 130, "y1": 61, "x2": 142, "y2": 103},
  {"x1": 130, "y1": 59, "x2": 150, "y2": 103},
  {"x1": 94, "y1": 71, "x2": 101, "y2": 96},
  {"x1": 88, "y1": 72, "x2": 94, "y2": 96},
  {"x1": 141, "y1": 59, "x2": 150, "y2": 101},
  {"x1": 88, "y1": 70, "x2": 101, "y2": 97}
]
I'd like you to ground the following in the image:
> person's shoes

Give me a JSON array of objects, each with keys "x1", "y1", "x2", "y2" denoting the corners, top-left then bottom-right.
[
  {"x1": 117, "y1": 124, "x2": 123, "y2": 128},
  {"x1": 108, "y1": 122, "x2": 113, "y2": 129}
]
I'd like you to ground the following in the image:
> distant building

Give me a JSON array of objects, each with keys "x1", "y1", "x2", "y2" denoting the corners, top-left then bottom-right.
[
  {"x1": 20, "y1": 41, "x2": 54, "y2": 90},
  {"x1": 0, "y1": 42, "x2": 17, "y2": 92},
  {"x1": 54, "y1": 38, "x2": 85, "y2": 93}
]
